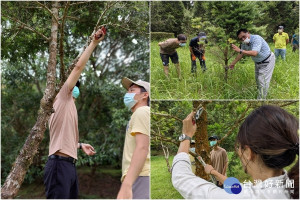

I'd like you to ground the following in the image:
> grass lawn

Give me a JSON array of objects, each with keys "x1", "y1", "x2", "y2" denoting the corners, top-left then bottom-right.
[
  {"x1": 151, "y1": 41, "x2": 299, "y2": 100},
  {"x1": 151, "y1": 155, "x2": 183, "y2": 199}
]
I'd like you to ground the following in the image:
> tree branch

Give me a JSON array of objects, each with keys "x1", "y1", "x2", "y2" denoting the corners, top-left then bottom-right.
[
  {"x1": 2, "y1": 14, "x2": 50, "y2": 42},
  {"x1": 209, "y1": 48, "x2": 225, "y2": 64},
  {"x1": 65, "y1": 16, "x2": 80, "y2": 21},
  {"x1": 151, "y1": 112, "x2": 182, "y2": 122},
  {"x1": 219, "y1": 103, "x2": 252, "y2": 144},
  {"x1": 35, "y1": 1, "x2": 60, "y2": 26},
  {"x1": 95, "y1": 1, "x2": 119, "y2": 31},
  {"x1": 69, "y1": 1, "x2": 91, "y2": 7},
  {"x1": 158, "y1": 127, "x2": 171, "y2": 173},
  {"x1": 59, "y1": 1, "x2": 70, "y2": 84},
  {"x1": 277, "y1": 100, "x2": 298, "y2": 108},
  {"x1": 106, "y1": 22, "x2": 149, "y2": 34},
  {"x1": 151, "y1": 132, "x2": 179, "y2": 146}
]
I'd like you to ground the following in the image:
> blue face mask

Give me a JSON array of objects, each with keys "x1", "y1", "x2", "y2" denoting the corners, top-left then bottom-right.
[
  {"x1": 123, "y1": 93, "x2": 137, "y2": 110},
  {"x1": 72, "y1": 86, "x2": 80, "y2": 98},
  {"x1": 210, "y1": 141, "x2": 217, "y2": 147},
  {"x1": 179, "y1": 43, "x2": 186, "y2": 47}
]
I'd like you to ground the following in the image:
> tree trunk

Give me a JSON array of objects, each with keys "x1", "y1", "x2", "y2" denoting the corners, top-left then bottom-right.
[
  {"x1": 193, "y1": 101, "x2": 210, "y2": 181},
  {"x1": 224, "y1": 66, "x2": 229, "y2": 82},
  {"x1": 1, "y1": 2, "x2": 59, "y2": 198},
  {"x1": 224, "y1": 46, "x2": 229, "y2": 82}
]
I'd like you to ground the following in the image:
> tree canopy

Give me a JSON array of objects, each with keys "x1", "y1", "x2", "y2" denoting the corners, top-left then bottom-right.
[{"x1": 151, "y1": 1, "x2": 299, "y2": 41}]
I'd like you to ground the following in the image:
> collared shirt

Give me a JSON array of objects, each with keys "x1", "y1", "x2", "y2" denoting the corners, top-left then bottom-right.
[
  {"x1": 172, "y1": 152, "x2": 291, "y2": 199},
  {"x1": 273, "y1": 32, "x2": 289, "y2": 49},
  {"x1": 241, "y1": 34, "x2": 271, "y2": 63}
]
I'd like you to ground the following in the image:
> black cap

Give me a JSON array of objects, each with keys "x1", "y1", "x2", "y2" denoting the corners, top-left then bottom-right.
[
  {"x1": 198, "y1": 32, "x2": 206, "y2": 37},
  {"x1": 208, "y1": 135, "x2": 219, "y2": 141}
]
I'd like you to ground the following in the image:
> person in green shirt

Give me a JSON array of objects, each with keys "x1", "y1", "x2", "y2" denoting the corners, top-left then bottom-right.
[{"x1": 273, "y1": 25, "x2": 289, "y2": 61}]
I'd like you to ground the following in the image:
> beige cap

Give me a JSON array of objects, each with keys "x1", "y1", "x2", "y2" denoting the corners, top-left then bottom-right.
[{"x1": 121, "y1": 77, "x2": 150, "y2": 93}]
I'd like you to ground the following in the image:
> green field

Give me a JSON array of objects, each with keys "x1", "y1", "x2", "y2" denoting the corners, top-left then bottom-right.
[
  {"x1": 151, "y1": 41, "x2": 299, "y2": 100},
  {"x1": 151, "y1": 156, "x2": 183, "y2": 199}
]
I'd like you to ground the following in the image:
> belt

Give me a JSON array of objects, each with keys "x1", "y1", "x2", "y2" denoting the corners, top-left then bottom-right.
[
  {"x1": 49, "y1": 155, "x2": 76, "y2": 164},
  {"x1": 256, "y1": 53, "x2": 271, "y2": 64}
]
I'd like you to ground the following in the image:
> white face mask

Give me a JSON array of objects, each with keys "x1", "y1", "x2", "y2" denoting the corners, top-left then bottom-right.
[
  {"x1": 278, "y1": 29, "x2": 283, "y2": 33},
  {"x1": 243, "y1": 37, "x2": 250, "y2": 44}
]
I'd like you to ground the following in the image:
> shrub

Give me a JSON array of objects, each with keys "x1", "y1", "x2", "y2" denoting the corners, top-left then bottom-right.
[{"x1": 151, "y1": 32, "x2": 174, "y2": 41}]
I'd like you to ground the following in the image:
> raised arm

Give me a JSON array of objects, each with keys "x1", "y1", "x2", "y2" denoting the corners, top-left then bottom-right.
[{"x1": 66, "y1": 29, "x2": 105, "y2": 90}]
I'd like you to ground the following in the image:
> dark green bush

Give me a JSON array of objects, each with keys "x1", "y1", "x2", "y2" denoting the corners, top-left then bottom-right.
[{"x1": 151, "y1": 32, "x2": 174, "y2": 41}]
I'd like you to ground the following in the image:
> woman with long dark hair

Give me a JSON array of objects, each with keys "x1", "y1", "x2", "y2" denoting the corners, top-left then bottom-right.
[{"x1": 172, "y1": 105, "x2": 299, "y2": 199}]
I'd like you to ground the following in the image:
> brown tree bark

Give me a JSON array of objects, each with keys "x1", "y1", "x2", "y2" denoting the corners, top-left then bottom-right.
[
  {"x1": 193, "y1": 101, "x2": 210, "y2": 181},
  {"x1": 224, "y1": 46, "x2": 229, "y2": 82},
  {"x1": 1, "y1": 2, "x2": 59, "y2": 198}
]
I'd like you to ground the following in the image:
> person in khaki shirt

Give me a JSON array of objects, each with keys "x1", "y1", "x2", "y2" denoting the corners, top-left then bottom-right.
[
  {"x1": 44, "y1": 28, "x2": 105, "y2": 199},
  {"x1": 208, "y1": 135, "x2": 228, "y2": 188},
  {"x1": 117, "y1": 77, "x2": 150, "y2": 199},
  {"x1": 158, "y1": 34, "x2": 187, "y2": 79}
]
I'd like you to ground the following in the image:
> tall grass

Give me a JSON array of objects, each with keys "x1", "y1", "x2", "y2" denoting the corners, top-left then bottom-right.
[{"x1": 151, "y1": 41, "x2": 299, "y2": 100}]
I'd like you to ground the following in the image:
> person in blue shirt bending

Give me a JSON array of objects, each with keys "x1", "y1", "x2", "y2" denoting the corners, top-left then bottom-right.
[{"x1": 229, "y1": 29, "x2": 275, "y2": 99}]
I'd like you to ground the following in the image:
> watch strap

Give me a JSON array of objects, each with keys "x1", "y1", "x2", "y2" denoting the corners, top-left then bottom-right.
[{"x1": 179, "y1": 134, "x2": 192, "y2": 142}]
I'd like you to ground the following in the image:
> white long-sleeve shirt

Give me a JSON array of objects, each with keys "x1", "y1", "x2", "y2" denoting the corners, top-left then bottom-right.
[{"x1": 172, "y1": 152, "x2": 291, "y2": 199}]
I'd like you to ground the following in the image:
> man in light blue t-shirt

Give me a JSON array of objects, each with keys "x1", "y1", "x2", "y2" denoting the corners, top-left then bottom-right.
[{"x1": 230, "y1": 29, "x2": 275, "y2": 99}]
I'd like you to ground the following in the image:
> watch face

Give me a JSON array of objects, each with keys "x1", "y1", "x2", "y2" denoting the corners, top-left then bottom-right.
[{"x1": 179, "y1": 134, "x2": 186, "y2": 141}]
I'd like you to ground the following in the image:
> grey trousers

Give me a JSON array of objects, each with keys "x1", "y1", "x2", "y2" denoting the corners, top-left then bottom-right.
[
  {"x1": 133, "y1": 176, "x2": 150, "y2": 199},
  {"x1": 255, "y1": 52, "x2": 275, "y2": 99}
]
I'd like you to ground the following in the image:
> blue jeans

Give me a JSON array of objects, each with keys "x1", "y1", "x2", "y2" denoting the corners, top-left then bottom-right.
[{"x1": 274, "y1": 48, "x2": 286, "y2": 60}]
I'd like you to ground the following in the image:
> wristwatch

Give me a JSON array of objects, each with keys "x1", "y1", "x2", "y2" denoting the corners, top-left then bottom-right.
[
  {"x1": 179, "y1": 134, "x2": 192, "y2": 142},
  {"x1": 240, "y1": 49, "x2": 243, "y2": 54}
]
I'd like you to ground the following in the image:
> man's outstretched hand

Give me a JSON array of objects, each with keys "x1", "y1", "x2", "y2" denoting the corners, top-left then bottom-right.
[
  {"x1": 93, "y1": 28, "x2": 106, "y2": 43},
  {"x1": 231, "y1": 44, "x2": 240, "y2": 53}
]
